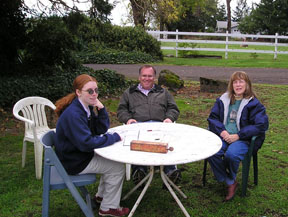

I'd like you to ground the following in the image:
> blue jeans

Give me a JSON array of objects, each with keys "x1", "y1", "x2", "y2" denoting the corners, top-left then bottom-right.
[{"x1": 207, "y1": 140, "x2": 249, "y2": 185}]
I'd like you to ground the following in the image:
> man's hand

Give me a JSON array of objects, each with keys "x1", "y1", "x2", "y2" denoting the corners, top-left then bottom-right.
[
  {"x1": 163, "y1": 118, "x2": 173, "y2": 123},
  {"x1": 127, "y1": 119, "x2": 137, "y2": 124}
]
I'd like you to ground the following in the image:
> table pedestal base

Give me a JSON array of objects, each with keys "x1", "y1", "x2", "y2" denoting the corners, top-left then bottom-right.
[{"x1": 122, "y1": 166, "x2": 190, "y2": 217}]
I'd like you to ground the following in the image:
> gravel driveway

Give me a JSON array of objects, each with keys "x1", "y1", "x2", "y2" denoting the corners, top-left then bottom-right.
[{"x1": 85, "y1": 64, "x2": 288, "y2": 85}]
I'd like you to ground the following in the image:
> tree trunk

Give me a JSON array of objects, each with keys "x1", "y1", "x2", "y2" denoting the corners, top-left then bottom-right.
[
  {"x1": 159, "y1": 16, "x2": 165, "y2": 39},
  {"x1": 130, "y1": 0, "x2": 146, "y2": 27},
  {"x1": 226, "y1": 0, "x2": 231, "y2": 33}
]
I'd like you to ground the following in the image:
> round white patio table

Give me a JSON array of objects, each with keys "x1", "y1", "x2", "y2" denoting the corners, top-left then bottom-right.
[{"x1": 94, "y1": 122, "x2": 222, "y2": 217}]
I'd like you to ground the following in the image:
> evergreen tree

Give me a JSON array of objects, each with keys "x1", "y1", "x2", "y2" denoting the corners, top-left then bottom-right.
[
  {"x1": 239, "y1": 0, "x2": 288, "y2": 35},
  {"x1": 233, "y1": 0, "x2": 250, "y2": 22},
  {"x1": 0, "y1": 0, "x2": 26, "y2": 75},
  {"x1": 216, "y1": 3, "x2": 227, "y2": 21},
  {"x1": 90, "y1": 0, "x2": 113, "y2": 21}
]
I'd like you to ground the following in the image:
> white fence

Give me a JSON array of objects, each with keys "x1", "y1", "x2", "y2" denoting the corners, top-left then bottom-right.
[{"x1": 147, "y1": 30, "x2": 288, "y2": 59}]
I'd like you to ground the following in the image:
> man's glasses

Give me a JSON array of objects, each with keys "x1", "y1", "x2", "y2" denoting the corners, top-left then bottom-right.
[{"x1": 82, "y1": 88, "x2": 99, "y2": 95}]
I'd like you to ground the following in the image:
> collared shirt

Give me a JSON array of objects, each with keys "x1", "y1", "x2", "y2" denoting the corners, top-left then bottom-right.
[
  {"x1": 78, "y1": 98, "x2": 91, "y2": 118},
  {"x1": 137, "y1": 83, "x2": 155, "y2": 96}
]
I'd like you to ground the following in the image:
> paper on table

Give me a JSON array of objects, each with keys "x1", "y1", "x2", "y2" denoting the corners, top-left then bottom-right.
[
  {"x1": 138, "y1": 130, "x2": 169, "y2": 143},
  {"x1": 122, "y1": 130, "x2": 139, "y2": 146},
  {"x1": 112, "y1": 126, "x2": 172, "y2": 146}
]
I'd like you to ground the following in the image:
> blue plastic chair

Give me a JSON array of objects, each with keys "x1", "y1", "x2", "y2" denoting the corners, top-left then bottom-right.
[
  {"x1": 202, "y1": 136, "x2": 258, "y2": 197},
  {"x1": 41, "y1": 131, "x2": 96, "y2": 217}
]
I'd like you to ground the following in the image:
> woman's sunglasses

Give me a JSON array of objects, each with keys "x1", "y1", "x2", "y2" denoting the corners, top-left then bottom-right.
[{"x1": 82, "y1": 88, "x2": 99, "y2": 95}]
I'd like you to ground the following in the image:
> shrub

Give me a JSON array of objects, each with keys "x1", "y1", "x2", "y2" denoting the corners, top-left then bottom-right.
[
  {"x1": 178, "y1": 43, "x2": 199, "y2": 57},
  {"x1": 63, "y1": 11, "x2": 89, "y2": 36},
  {"x1": 78, "y1": 50, "x2": 157, "y2": 64},
  {"x1": 0, "y1": 0, "x2": 27, "y2": 76},
  {"x1": 0, "y1": 69, "x2": 80, "y2": 108},
  {"x1": 102, "y1": 25, "x2": 163, "y2": 60},
  {"x1": 92, "y1": 69, "x2": 135, "y2": 95},
  {"x1": 0, "y1": 67, "x2": 133, "y2": 108},
  {"x1": 22, "y1": 16, "x2": 79, "y2": 76},
  {"x1": 78, "y1": 21, "x2": 163, "y2": 61}
]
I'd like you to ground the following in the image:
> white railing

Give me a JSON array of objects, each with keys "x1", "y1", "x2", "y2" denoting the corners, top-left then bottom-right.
[{"x1": 147, "y1": 30, "x2": 288, "y2": 59}]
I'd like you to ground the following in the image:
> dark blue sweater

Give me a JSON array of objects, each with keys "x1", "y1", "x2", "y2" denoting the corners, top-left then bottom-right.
[{"x1": 55, "y1": 98, "x2": 121, "y2": 175}]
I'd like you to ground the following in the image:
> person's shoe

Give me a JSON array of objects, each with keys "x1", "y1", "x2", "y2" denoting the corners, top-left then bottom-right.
[
  {"x1": 132, "y1": 168, "x2": 147, "y2": 187},
  {"x1": 99, "y1": 207, "x2": 130, "y2": 216},
  {"x1": 166, "y1": 169, "x2": 182, "y2": 184},
  {"x1": 93, "y1": 195, "x2": 103, "y2": 204},
  {"x1": 225, "y1": 181, "x2": 238, "y2": 201}
]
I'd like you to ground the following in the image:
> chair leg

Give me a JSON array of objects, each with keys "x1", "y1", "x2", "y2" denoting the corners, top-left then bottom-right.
[
  {"x1": 241, "y1": 155, "x2": 252, "y2": 197},
  {"x1": 79, "y1": 186, "x2": 95, "y2": 211},
  {"x1": 22, "y1": 140, "x2": 27, "y2": 168},
  {"x1": 253, "y1": 154, "x2": 258, "y2": 185},
  {"x1": 34, "y1": 140, "x2": 43, "y2": 179},
  {"x1": 42, "y1": 166, "x2": 50, "y2": 217},
  {"x1": 68, "y1": 185, "x2": 95, "y2": 217},
  {"x1": 202, "y1": 159, "x2": 208, "y2": 186}
]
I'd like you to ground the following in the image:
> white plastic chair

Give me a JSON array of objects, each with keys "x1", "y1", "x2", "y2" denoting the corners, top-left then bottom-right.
[{"x1": 13, "y1": 96, "x2": 56, "y2": 179}]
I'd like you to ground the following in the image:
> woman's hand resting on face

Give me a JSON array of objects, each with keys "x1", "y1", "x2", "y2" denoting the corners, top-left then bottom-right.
[{"x1": 93, "y1": 98, "x2": 104, "y2": 110}]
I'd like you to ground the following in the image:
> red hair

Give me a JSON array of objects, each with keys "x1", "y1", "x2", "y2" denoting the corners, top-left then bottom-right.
[{"x1": 55, "y1": 74, "x2": 97, "y2": 116}]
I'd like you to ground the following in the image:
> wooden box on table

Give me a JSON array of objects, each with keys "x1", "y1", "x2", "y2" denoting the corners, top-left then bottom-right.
[{"x1": 130, "y1": 140, "x2": 173, "y2": 154}]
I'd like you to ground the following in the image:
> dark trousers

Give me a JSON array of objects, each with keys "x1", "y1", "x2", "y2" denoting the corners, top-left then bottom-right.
[{"x1": 132, "y1": 165, "x2": 176, "y2": 174}]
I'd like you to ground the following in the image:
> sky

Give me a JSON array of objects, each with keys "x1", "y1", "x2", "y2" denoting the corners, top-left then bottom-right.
[{"x1": 25, "y1": 0, "x2": 261, "y2": 26}]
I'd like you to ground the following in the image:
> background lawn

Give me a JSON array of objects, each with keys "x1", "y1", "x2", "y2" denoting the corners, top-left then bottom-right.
[
  {"x1": 160, "y1": 42, "x2": 288, "y2": 68},
  {"x1": 0, "y1": 81, "x2": 287, "y2": 217}
]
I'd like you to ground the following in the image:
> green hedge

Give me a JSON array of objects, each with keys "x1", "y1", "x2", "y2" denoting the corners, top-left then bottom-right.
[
  {"x1": 101, "y1": 25, "x2": 163, "y2": 60},
  {"x1": 78, "y1": 21, "x2": 163, "y2": 61},
  {"x1": 78, "y1": 50, "x2": 157, "y2": 64},
  {"x1": 0, "y1": 67, "x2": 134, "y2": 108},
  {"x1": 93, "y1": 68, "x2": 136, "y2": 95},
  {"x1": 22, "y1": 16, "x2": 79, "y2": 76}
]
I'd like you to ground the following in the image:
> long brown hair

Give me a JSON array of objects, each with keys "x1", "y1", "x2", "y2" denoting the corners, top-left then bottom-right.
[
  {"x1": 227, "y1": 71, "x2": 256, "y2": 104},
  {"x1": 55, "y1": 74, "x2": 97, "y2": 116}
]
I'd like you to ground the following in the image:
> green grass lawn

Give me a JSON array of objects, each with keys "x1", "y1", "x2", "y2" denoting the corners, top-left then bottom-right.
[
  {"x1": 1, "y1": 82, "x2": 287, "y2": 217},
  {"x1": 160, "y1": 42, "x2": 288, "y2": 68}
]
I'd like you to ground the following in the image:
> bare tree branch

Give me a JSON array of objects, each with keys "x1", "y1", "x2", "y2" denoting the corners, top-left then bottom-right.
[{"x1": 24, "y1": 0, "x2": 92, "y2": 17}]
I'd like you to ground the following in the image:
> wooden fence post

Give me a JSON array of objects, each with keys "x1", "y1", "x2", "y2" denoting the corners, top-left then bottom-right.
[
  {"x1": 176, "y1": 29, "x2": 178, "y2": 58},
  {"x1": 274, "y1": 33, "x2": 278, "y2": 60}
]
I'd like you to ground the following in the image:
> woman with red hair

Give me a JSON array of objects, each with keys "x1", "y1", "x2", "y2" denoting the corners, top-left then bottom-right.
[{"x1": 55, "y1": 74, "x2": 129, "y2": 216}]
